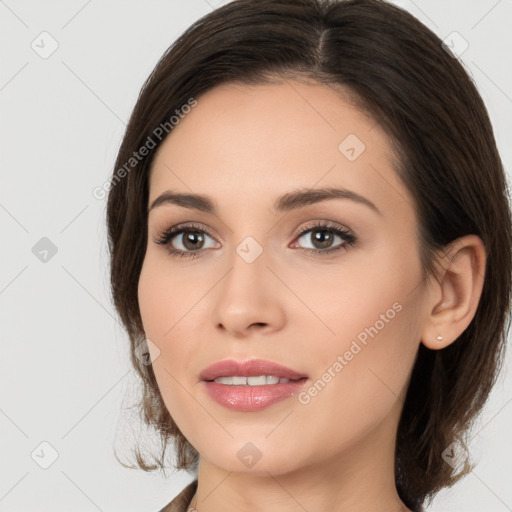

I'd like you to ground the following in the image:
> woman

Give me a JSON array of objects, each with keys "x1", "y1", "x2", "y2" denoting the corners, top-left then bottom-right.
[{"x1": 106, "y1": 0, "x2": 512, "y2": 511}]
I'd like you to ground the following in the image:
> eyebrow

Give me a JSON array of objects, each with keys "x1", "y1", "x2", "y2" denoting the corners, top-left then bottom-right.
[{"x1": 148, "y1": 187, "x2": 382, "y2": 216}]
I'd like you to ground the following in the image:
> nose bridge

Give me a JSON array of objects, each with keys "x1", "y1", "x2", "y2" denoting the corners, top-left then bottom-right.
[
  {"x1": 222, "y1": 234, "x2": 269, "y2": 303},
  {"x1": 212, "y1": 233, "x2": 285, "y2": 335}
]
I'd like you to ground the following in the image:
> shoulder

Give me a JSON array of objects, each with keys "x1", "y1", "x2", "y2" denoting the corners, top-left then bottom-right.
[{"x1": 156, "y1": 479, "x2": 198, "y2": 512}]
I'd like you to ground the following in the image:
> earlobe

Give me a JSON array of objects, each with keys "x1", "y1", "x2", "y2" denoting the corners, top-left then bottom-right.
[{"x1": 421, "y1": 234, "x2": 486, "y2": 350}]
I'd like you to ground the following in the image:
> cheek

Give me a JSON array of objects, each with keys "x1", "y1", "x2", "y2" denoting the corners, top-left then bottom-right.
[
  {"x1": 302, "y1": 305, "x2": 419, "y2": 452},
  {"x1": 138, "y1": 256, "x2": 169, "y2": 340},
  {"x1": 283, "y1": 241, "x2": 420, "y2": 350},
  {"x1": 290, "y1": 288, "x2": 421, "y2": 464},
  {"x1": 137, "y1": 253, "x2": 205, "y2": 415},
  {"x1": 137, "y1": 251, "x2": 199, "y2": 339},
  {"x1": 137, "y1": 254, "x2": 185, "y2": 377},
  {"x1": 290, "y1": 246, "x2": 422, "y2": 409}
]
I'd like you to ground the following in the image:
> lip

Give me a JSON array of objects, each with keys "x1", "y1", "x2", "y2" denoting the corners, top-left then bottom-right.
[
  {"x1": 200, "y1": 359, "x2": 309, "y2": 412},
  {"x1": 199, "y1": 358, "x2": 308, "y2": 381}
]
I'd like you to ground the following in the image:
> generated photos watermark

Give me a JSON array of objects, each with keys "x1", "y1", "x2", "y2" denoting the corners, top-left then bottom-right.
[
  {"x1": 93, "y1": 97, "x2": 198, "y2": 200},
  {"x1": 297, "y1": 300, "x2": 403, "y2": 405}
]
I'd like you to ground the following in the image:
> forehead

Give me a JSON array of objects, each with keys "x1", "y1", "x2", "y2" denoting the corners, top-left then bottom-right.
[{"x1": 148, "y1": 80, "x2": 408, "y2": 216}]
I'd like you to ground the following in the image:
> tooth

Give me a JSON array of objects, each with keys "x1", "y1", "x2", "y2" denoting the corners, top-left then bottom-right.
[
  {"x1": 214, "y1": 377, "x2": 233, "y2": 385},
  {"x1": 247, "y1": 375, "x2": 267, "y2": 386},
  {"x1": 212, "y1": 375, "x2": 294, "y2": 385}
]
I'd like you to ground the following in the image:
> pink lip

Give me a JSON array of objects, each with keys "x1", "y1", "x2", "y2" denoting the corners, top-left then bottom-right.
[
  {"x1": 199, "y1": 358, "x2": 308, "y2": 381},
  {"x1": 200, "y1": 359, "x2": 309, "y2": 412}
]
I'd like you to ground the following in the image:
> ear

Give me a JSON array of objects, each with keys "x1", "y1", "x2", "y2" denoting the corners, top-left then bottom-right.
[{"x1": 421, "y1": 234, "x2": 486, "y2": 350}]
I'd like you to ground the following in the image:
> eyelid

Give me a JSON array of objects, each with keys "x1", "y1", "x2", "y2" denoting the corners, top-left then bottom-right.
[
  {"x1": 153, "y1": 221, "x2": 220, "y2": 246},
  {"x1": 293, "y1": 219, "x2": 353, "y2": 237}
]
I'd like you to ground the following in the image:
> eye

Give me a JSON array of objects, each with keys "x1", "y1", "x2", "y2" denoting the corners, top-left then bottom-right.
[
  {"x1": 291, "y1": 220, "x2": 356, "y2": 256},
  {"x1": 154, "y1": 220, "x2": 357, "y2": 259},
  {"x1": 154, "y1": 223, "x2": 219, "y2": 259}
]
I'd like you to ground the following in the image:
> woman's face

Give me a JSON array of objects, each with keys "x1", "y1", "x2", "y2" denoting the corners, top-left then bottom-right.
[{"x1": 138, "y1": 80, "x2": 430, "y2": 475}]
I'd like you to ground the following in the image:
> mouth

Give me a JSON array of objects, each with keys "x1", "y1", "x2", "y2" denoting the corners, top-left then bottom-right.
[
  {"x1": 207, "y1": 375, "x2": 307, "y2": 386},
  {"x1": 199, "y1": 358, "x2": 309, "y2": 411}
]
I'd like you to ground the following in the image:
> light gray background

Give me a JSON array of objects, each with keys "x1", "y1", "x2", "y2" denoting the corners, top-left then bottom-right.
[{"x1": 1, "y1": 0, "x2": 511, "y2": 511}]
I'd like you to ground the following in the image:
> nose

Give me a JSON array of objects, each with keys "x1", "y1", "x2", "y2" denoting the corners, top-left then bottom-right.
[{"x1": 212, "y1": 242, "x2": 286, "y2": 338}]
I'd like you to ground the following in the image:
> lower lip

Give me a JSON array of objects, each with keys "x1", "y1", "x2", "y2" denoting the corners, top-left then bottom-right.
[{"x1": 202, "y1": 378, "x2": 308, "y2": 411}]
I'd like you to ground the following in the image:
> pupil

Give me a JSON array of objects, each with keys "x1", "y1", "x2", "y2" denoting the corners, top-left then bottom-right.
[
  {"x1": 313, "y1": 230, "x2": 332, "y2": 249},
  {"x1": 184, "y1": 231, "x2": 204, "y2": 250}
]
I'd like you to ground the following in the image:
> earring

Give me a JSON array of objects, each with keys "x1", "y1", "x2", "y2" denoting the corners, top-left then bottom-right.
[{"x1": 436, "y1": 335, "x2": 443, "y2": 341}]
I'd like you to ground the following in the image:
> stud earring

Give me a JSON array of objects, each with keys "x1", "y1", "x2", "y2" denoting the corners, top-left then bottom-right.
[{"x1": 436, "y1": 335, "x2": 443, "y2": 341}]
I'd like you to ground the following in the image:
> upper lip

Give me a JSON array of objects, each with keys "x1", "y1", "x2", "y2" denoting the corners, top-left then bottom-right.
[{"x1": 200, "y1": 359, "x2": 308, "y2": 381}]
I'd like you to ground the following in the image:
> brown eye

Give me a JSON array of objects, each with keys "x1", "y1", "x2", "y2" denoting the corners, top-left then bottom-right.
[
  {"x1": 155, "y1": 223, "x2": 219, "y2": 258},
  {"x1": 302, "y1": 229, "x2": 337, "y2": 250},
  {"x1": 180, "y1": 230, "x2": 206, "y2": 251},
  {"x1": 292, "y1": 221, "x2": 357, "y2": 256}
]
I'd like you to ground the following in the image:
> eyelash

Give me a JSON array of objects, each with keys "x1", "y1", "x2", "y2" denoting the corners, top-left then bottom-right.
[{"x1": 154, "y1": 221, "x2": 357, "y2": 259}]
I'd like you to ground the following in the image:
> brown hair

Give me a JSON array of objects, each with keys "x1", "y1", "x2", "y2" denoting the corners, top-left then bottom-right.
[{"x1": 106, "y1": 0, "x2": 512, "y2": 510}]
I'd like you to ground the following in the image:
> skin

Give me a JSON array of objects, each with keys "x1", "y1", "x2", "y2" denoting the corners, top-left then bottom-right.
[{"x1": 137, "y1": 79, "x2": 486, "y2": 512}]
